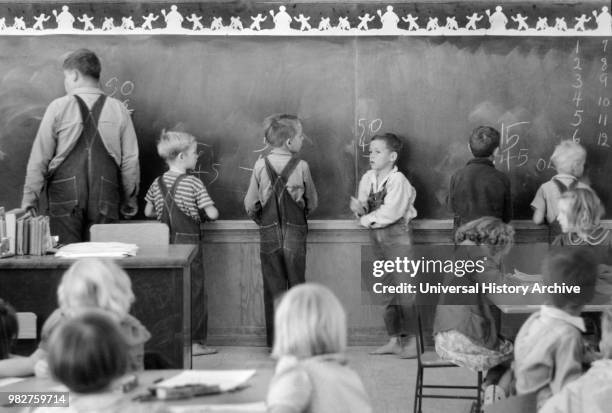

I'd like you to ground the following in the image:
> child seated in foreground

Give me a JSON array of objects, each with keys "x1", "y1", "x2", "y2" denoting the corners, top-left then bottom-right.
[
  {"x1": 0, "y1": 258, "x2": 150, "y2": 377},
  {"x1": 540, "y1": 308, "x2": 612, "y2": 413},
  {"x1": 267, "y1": 283, "x2": 372, "y2": 413},
  {"x1": 28, "y1": 311, "x2": 163, "y2": 413},
  {"x1": 433, "y1": 217, "x2": 515, "y2": 404},
  {"x1": 513, "y1": 247, "x2": 597, "y2": 409}
]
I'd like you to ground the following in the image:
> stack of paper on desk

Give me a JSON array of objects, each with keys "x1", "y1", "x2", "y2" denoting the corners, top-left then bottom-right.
[
  {"x1": 168, "y1": 402, "x2": 266, "y2": 412},
  {"x1": 55, "y1": 242, "x2": 138, "y2": 258},
  {"x1": 156, "y1": 370, "x2": 256, "y2": 393}
]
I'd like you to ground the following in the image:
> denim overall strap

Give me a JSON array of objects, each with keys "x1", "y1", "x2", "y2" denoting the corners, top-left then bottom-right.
[
  {"x1": 367, "y1": 180, "x2": 388, "y2": 213},
  {"x1": 158, "y1": 174, "x2": 201, "y2": 244},
  {"x1": 549, "y1": 177, "x2": 578, "y2": 242}
]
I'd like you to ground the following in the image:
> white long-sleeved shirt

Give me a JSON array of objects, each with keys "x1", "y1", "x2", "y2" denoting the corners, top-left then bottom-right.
[{"x1": 357, "y1": 166, "x2": 417, "y2": 228}]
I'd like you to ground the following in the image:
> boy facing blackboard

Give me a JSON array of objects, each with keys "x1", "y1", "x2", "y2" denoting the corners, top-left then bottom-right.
[
  {"x1": 448, "y1": 126, "x2": 511, "y2": 230},
  {"x1": 244, "y1": 114, "x2": 318, "y2": 347}
]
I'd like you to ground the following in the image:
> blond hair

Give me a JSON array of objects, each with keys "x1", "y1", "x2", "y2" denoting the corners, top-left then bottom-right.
[
  {"x1": 272, "y1": 283, "x2": 346, "y2": 359},
  {"x1": 57, "y1": 259, "x2": 135, "y2": 320},
  {"x1": 550, "y1": 140, "x2": 586, "y2": 177},
  {"x1": 558, "y1": 188, "x2": 604, "y2": 239},
  {"x1": 156, "y1": 130, "x2": 196, "y2": 161}
]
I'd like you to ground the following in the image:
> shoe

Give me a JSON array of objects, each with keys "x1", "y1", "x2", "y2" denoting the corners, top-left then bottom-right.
[
  {"x1": 483, "y1": 384, "x2": 505, "y2": 405},
  {"x1": 370, "y1": 337, "x2": 402, "y2": 355},
  {"x1": 192, "y1": 343, "x2": 218, "y2": 356},
  {"x1": 397, "y1": 337, "x2": 417, "y2": 359}
]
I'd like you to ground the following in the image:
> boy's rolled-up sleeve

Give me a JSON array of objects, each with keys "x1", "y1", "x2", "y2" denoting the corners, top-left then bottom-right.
[
  {"x1": 21, "y1": 102, "x2": 58, "y2": 210},
  {"x1": 244, "y1": 167, "x2": 262, "y2": 222},
  {"x1": 302, "y1": 162, "x2": 318, "y2": 216}
]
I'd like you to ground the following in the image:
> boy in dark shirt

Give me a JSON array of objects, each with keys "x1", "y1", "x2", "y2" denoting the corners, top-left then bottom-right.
[{"x1": 448, "y1": 126, "x2": 511, "y2": 229}]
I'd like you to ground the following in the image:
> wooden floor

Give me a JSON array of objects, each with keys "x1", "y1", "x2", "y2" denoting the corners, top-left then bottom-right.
[{"x1": 193, "y1": 346, "x2": 478, "y2": 413}]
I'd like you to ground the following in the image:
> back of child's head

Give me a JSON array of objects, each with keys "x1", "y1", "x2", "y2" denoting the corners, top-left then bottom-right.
[
  {"x1": 48, "y1": 310, "x2": 128, "y2": 393},
  {"x1": 468, "y1": 126, "x2": 501, "y2": 158},
  {"x1": 156, "y1": 130, "x2": 196, "y2": 161},
  {"x1": 550, "y1": 140, "x2": 586, "y2": 177},
  {"x1": 543, "y1": 247, "x2": 597, "y2": 310},
  {"x1": 558, "y1": 188, "x2": 604, "y2": 238},
  {"x1": 455, "y1": 216, "x2": 515, "y2": 257},
  {"x1": 370, "y1": 133, "x2": 403, "y2": 156},
  {"x1": 62, "y1": 49, "x2": 101, "y2": 80},
  {"x1": 57, "y1": 258, "x2": 135, "y2": 320},
  {"x1": 263, "y1": 114, "x2": 302, "y2": 148},
  {"x1": 272, "y1": 283, "x2": 346, "y2": 359},
  {"x1": 601, "y1": 309, "x2": 612, "y2": 358},
  {"x1": 0, "y1": 299, "x2": 18, "y2": 360}
]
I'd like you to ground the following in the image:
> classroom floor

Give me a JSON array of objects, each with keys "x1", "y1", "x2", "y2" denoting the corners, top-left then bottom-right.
[{"x1": 193, "y1": 346, "x2": 477, "y2": 413}]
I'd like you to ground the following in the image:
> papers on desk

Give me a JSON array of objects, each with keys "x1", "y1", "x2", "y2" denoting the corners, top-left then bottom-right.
[
  {"x1": 55, "y1": 242, "x2": 138, "y2": 258},
  {"x1": 156, "y1": 370, "x2": 256, "y2": 392},
  {"x1": 0, "y1": 378, "x2": 25, "y2": 387},
  {"x1": 168, "y1": 402, "x2": 266, "y2": 412}
]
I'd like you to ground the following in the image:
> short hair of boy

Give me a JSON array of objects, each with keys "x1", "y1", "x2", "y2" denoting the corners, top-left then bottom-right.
[
  {"x1": 469, "y1": 126, "x2": 501, "y2": 158},
  {"x1": 263, "y1": 114, "x2": 302, "y2": 147},
  {"x1": 272, "y1": 283, "x2": 347, "y2": 359},
  {"x1": 156, "y1": 130, "x2": 196, "y2": 161},
  {"x1": 0, "y1": 299, "x2": 18, "y2": 360},
  {"x1": 543, "y1": 247, "x2": 597, "y2": 309},
  {"x1": 48, "y1": 311, "x2": 128, "y2": 393},
  {"x1": 559, "y1": 188, "x2": 605, "y2": 237},
  {"x1": 371, "y1": 133, "x2": 403, "y2": 154},
  {"x1": 62, "y1": 49, "x2": 101, "y2": 80},
  {"x1": 550, "y1": 140, "x2": 586, "y2": 176}
]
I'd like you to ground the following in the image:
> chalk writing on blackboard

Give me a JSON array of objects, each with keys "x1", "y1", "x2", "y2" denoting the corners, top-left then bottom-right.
[
  {"x1": 357, "y1": 118, "x2": 383, "y2": 153},
  {"x1": 498, "y1": 121, "x2": 530, "y2": 171},
  {"x1": 104, "y1": 77, "x2": 135, "y2": 114}
]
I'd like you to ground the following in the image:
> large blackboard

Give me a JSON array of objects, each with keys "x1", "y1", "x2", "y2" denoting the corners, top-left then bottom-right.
[{"x1": 1, "y1": 35, "x2": 611, "y2": 219}]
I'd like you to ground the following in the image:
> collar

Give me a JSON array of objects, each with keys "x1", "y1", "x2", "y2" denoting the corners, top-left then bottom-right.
[
  {"x1": 467, "y1": 157, "x2": 494, "y2": 167},
  {"x1": 69, "y1": 86, "x2": 104, "y2": 96},
  {"x1": 372, "y1": 165, "x2": 398, "y2": 186},
  {"x1": 552, "y1": 173, "x2": 578, "y2": 181},
  {"x1": 541, "y1": 305, "x2": 586, "y2": 332},
  {"x1": 270, "y1": 147, "x2": 293, "y2": 156}
]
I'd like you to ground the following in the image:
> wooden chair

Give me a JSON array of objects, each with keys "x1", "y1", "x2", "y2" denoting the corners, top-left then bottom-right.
[
  {"x1": 90, "y1": 222, "x2": 169, "y2": 246},
  {"x1": 483, "y1": 392, "x2": 537, "y2": 413},
  {"x1": 413, "y1": 309, "x2": 483, "y2": 413}
]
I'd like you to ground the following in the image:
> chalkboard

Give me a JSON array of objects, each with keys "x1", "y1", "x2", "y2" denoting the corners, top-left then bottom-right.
[{"x1": 1, "y1": 35, "x2": 611, "y2": 219}]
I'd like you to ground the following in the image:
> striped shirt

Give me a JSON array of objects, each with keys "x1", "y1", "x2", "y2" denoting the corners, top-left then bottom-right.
[{"x1": 145, "y1": 171, "x2": 214, "y2": 223}]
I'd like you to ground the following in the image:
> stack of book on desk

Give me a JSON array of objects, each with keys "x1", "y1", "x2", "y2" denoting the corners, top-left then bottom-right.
[{"x1": 0, "y1": 207, "x2": 52, "y2": 257}]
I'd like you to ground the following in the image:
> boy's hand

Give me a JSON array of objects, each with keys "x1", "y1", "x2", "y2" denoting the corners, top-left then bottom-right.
[{"x1": 350, "y1": 196, "x2": 366, "y2": 217}]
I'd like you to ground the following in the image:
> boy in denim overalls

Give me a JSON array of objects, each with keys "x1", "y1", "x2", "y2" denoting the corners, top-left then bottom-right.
[
  {"x1": 145, "y1": 131, "x2": 219, "y2": 356},
  {"x1": 244, "y1": 114, "x2": 318, "y2": 347},
  {"x1": 351, "y1": 133, "x2": 417, "y2": 358}
]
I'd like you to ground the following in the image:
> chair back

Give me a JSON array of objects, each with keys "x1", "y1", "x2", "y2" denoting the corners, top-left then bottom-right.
[{"x1": 90, "y1": 222, "x2": 169, "y2": 246}]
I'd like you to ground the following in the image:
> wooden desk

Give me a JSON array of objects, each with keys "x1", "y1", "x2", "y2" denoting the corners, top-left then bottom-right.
[
  {"x1": 0, "y1": 245, "x2": 197, "y2": 369},
  {"x1": 0, "y1": 369, "x2": 271, "y2": 410},
  {"x1": 488, "y1": 293, "x2": 612, "y2": 314}
]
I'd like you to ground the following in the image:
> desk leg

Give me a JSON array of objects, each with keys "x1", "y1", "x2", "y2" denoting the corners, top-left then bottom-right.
[{"x1": 183, "y1": 265, "x2": 192, "y2": 369}]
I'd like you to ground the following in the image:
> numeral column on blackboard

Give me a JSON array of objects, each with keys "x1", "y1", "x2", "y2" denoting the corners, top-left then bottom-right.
[
  {"x1": 571, "y1": 40, "x2": 583, "y2": 144},
  {"x1": 598, "y1": 39, "x2": 610, "y2": 147}
]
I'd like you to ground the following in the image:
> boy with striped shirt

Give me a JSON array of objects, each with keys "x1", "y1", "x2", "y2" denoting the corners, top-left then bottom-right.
[{"x1": 145, "y1": 131, "x2": 218, "y2": 356}]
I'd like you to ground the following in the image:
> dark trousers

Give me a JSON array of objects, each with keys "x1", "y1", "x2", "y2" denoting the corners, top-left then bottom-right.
[
  {"x1": 370, "y1": 221, "x2": 416, "y2": 338},
  {"x1": 260, "y1": 246, "x2": 306, "y2": 347},
  {"x1": 50, "y1": 207, "x2": 117, "y2": 244},
  {"x1": 190, "y1": 244, "x2": 207, "y2": 343}
]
